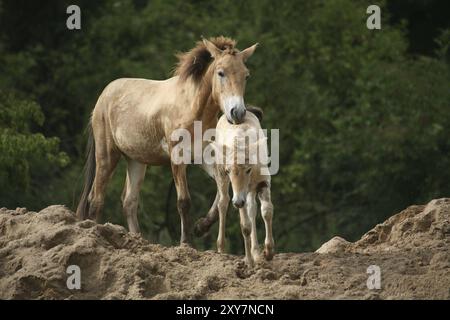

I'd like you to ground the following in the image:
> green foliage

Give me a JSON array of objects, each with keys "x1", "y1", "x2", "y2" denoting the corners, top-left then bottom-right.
[
  {"x1": 0, "y1": 0, "x2": 449, "y2": 252},
  {"x1": 0, "y1": 91, "x2": 69, "y2": 207}
]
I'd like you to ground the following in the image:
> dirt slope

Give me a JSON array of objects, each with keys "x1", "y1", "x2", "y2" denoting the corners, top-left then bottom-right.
[{"x1": 0, "y1": 198, "x2": 449, "y2": 299}]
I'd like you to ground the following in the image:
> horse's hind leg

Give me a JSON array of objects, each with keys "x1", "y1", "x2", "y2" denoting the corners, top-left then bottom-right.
[
  {"x1": 88, "y1": 138, "x2": 120, "y2": 222},
  {"x1": 258, "y1": 182, "x2": 274, "y2": 260},
  {"x1": 121, "y1": 159, "x2": 147, "y2": 234}
]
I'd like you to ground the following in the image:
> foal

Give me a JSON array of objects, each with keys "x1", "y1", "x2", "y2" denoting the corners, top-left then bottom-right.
[{"x1": 206, "y1": 112, "x2": 274, "y2": 266}]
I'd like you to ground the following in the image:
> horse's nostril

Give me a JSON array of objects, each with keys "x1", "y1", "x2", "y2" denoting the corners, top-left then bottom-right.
[{"x1": 231, "y1": 107, "x2": 238, "y2": 118}]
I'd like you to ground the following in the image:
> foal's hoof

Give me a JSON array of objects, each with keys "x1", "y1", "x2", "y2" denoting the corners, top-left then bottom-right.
[
  {"x1": 263, "y1": 247, "x2": 274, "y2": 261},
  {"x1": 193, "y1": 218, "x2": 209, "y2": 237},
  {"x1": 245, "y1": 258, "x2": 255, "y2": 268}
]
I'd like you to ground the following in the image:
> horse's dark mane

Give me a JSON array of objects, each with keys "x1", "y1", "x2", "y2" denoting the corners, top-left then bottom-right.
[{"x1": 174, "y1": 36, "x2": 238, "y2": 83}]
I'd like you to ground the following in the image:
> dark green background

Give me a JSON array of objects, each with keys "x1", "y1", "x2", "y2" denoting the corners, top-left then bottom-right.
[{"x1": 1, "y1": 0, "x2": 449, "y2": 253}]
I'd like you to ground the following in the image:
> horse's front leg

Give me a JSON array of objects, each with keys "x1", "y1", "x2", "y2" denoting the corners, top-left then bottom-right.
[
  {"x1": 171, "y1": 163, "x2": 192, "y2": 245},
  {"x1": 121, "y1": 159, "x2": 147, "y2": 234},
  {"x1": 258, "y1": 181, "x2": 274, "y2": 260}
]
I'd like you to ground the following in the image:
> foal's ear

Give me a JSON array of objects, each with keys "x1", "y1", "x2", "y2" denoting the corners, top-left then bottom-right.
[
  {"x1": 208, "y1": 140, "x2": 222, "y2": 153},
  {"x1": 203, "y1": 39, "x2": 223, "y2": 59},
  {"x1": 256, "y1": 136, "x2": 267, "y2": 147},
  {"x1": 239, "y1": 43, "x2": 259, "y2": 62},
  {"x1": 250, "y1": 136, "x2": 268, "y2": 151}
]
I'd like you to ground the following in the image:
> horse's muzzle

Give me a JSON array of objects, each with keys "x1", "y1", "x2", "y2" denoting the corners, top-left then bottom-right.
[{"x1": 230, "y1": 107, "x2": 246, "y2": 124}]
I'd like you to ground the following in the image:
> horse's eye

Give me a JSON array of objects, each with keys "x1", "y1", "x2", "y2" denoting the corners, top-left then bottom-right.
[
  {"x1": 218, "y1": 71, "x2": 225, "y2": 77},
  {"x1": 246, "y1": 168, "x2": 252, "y2": 174},
  {"x1": 246, "y1": 74, "x2": 250, "y2": 80}
]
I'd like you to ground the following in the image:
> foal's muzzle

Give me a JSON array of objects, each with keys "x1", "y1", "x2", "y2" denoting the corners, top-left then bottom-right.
[
  {"x1": 232, "y1": 194, "x2": 246, "y2": 208},
  {"x1": 233, "y1": 199, "x2": 245, "y2": 208}
]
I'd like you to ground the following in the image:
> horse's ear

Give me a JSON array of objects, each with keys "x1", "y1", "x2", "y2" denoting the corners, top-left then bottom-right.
[
  {"x1": 239, "y1": 43, "x2": 258, "y2": 62},
  {"x1": 203, "y1": 38, "x2": 222, "y2": 59}
]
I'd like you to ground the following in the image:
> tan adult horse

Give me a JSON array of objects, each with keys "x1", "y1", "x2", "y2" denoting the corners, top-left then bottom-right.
[{"x1": 76, "y1": 36, "x2": 258, "y2": 244}]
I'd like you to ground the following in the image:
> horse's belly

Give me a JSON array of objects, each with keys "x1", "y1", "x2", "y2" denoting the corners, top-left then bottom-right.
[{"x1": 114, "y1": 127, "x2": 170, "y2": 165}]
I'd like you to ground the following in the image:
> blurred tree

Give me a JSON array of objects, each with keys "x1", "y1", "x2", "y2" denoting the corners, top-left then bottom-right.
[{"x1": 0, "y1": 90, "x2": 69, "y2": 207}]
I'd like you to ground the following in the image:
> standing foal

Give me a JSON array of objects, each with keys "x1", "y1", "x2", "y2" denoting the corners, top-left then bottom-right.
[{"x1": 206, "y1": 112, "x2": 274, "y2": 266}]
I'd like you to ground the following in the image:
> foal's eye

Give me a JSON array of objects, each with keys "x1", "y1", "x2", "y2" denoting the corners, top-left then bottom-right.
[
  {"x1": 218, "y1": 70, "x2": 225, "y2": 77},
  {"x1": 246, "y1": 168, "x2": 252, "y2": 174},
  {"x1": 246, "y1": 74, "x2": 250, "y2": 80}
]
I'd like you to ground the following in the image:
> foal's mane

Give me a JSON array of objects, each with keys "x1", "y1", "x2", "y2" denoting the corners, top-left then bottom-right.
[{"x1": 174, "y1": 36, "x2": 238, "y2": 83}]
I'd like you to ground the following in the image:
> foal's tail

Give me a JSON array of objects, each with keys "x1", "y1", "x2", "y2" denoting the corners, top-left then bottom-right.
[{"x1": 76, "y1": 120, "x2": 96, "y2": 220}]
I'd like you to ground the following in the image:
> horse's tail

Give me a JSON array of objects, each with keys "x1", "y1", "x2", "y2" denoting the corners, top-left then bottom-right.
[{"x1": 76, "y1": 120, "x2": 96, "y2": 220}]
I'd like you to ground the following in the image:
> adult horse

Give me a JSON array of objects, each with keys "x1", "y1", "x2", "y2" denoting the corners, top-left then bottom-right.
[{"x1": 76, "y1": 36, "x2": 258, "y2": 245}]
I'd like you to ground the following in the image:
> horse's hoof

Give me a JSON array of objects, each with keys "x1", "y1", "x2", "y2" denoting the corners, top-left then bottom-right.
[
  {"x1": 179, "y1": 235, "x2": 194, "y2": 247},
  {"x1": 217, "y1": 240, "x2": 226, "y2": 254},
  {"x1": 244, "y1": 257, "x2": 255, "y2": 268},
  {"x1": 179, "y1": 242, "x2": 193, "y2": 248},
  {"x1": 252, "y1": 249, "x2": 262, "y2": 263}
]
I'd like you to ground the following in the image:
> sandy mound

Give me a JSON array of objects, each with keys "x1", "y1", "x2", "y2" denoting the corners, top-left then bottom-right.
[{"x1": 0, "y1": 199, "x2": 449, "y2": 299}]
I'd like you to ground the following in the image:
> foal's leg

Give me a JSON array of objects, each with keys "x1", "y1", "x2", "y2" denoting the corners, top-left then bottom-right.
[
  {"x1": 88, "y1": 132, "x2": 120, "y2": 222},
  {"x1": 194, "y1": 191, "x2": 219, "y2": 237},
  {"x1": 171, "y1": 163, "x2": 192, "y2": 245},
  {"x1": 121, "y1": 159, "x2": 147, "y2": 234},
  {"x1": 216, "y1": 175, "x2": 230, "y2": 253},
  {"x1": 246, "y1": 191, "x2": 261, "y2": 262},
  {"x1": 239, "y1": 206, "x2": 254, "y2": 267},
  {"x1": 258, "y1": 182, "x2": 275, "y2": 260}
]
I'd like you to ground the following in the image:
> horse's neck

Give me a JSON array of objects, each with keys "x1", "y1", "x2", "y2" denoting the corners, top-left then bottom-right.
[
  {"x1": 200, "y1": 97, "x2": 219, "y2": 130},
  {"x1": 186, "y1": 77, "x2": 219, "y2": 130}
]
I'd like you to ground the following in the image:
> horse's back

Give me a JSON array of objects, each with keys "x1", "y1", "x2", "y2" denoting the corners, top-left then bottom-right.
[
  {"x1": 91, "y1": 77, "x2": 178, "y2": 164},
  {"x1": 93, "y1": 76, "x2": 179, "y2": 120},
  {"x1": 97, "y1": 77, "x2": 176, "y2": 104}
]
